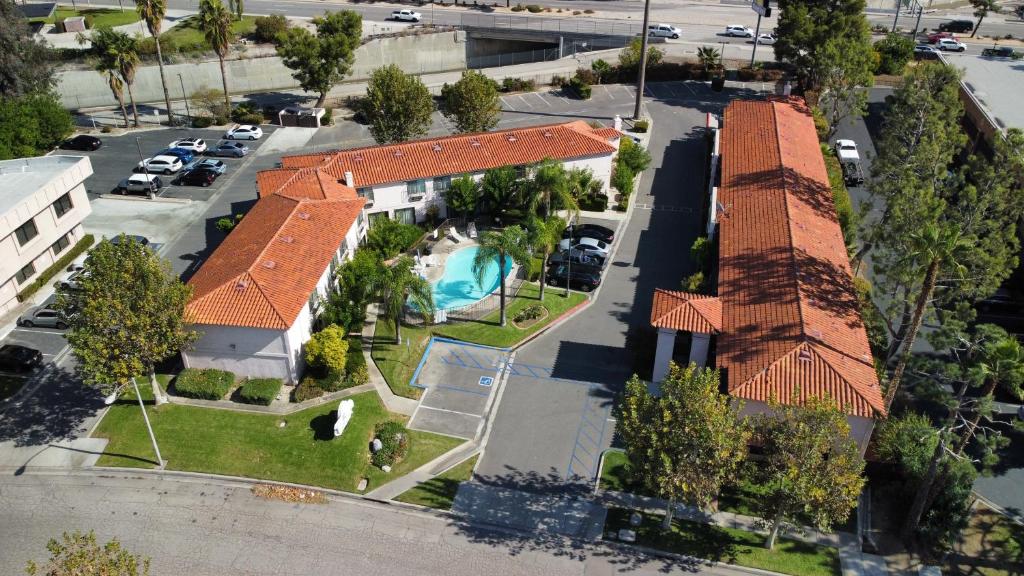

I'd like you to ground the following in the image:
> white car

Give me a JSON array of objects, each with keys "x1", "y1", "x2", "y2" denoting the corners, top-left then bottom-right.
[
  {"x1": 559, "y1": 236, "x2": 610, "y2": 258},
  {"x1": 834, "y1": 139, "x2": 860, "y2": 163},
  {"x1": 225, "y1": 125, "x2": 263, "y2": 140},
  {"x1": 936, "y1": 38, "x2": 966, "y2": 52},
  {"x1": 648, "y1": 24, "x2": 681, "y2": 39},
  {"x1": 757, "y1": 33, "x2": 777, "y2": 45},
  {"x1": 391, "y1": 9, "x2": 421, "y2": 21},
  {"x1": 135, "y1": 155, "x2": 183, "y2": 174},
  {"x1": 117, "y1": 173, "x2": 164, "y2": 195},
  {"x1": 169, "y1": 137, "x2": 208, "y2": 153},
  {"x1": 725, "y1": 25, "x2": 754, "y2": 38}
]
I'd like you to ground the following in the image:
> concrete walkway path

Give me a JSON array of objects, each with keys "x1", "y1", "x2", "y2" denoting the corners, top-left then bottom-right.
[
  {"x1": 363, "y1": 441, "x2": 479, "y2": 501},
  {"x1": 362, "y1": 303, "x2": 419, "y2": 416}
]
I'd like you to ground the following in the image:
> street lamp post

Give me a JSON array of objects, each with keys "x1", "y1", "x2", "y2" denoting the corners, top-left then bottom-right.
[
  {"x1": 632, "y1": 0, "x2": 652, "y2": 120},
  {"x1": 178, "y1": 73, "x2": 191, "y2": 126},
  {"x1": 130, "y1": 376, "x2": 165, "y2": 469}
]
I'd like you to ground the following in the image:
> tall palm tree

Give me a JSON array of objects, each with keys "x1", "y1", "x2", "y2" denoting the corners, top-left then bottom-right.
[
  {"x1": 528, "y1": 216, "x2": 566, "y2": 301},
  {"x1": 473, "y1": 226, "x2": 531, "y2": 327},
  {"x1": 885, "y1": 223, "x2": 967, "y2": 409},
  {"x1": 92, "y1": 28, "x2": 141, "y2": 127},
  {"x1": 566, "y1": 167, "x2": 604, "y2": 200},
  {"x1": 369, "y1": 256, "x2": 433, "y2": 345},
  {"x1": 136, "y1": 0, "x2": 174, "y2": 125},
  {"x1": 102, "y1": 69, "x2": 129, "y2": 128},
  {"x1": 956, "y1": 326, "x2": 1024, "y2": 453},
  {"x1": 198, "y1": 0, "x2": 233, "y2": 113},
  {"x1": 530, "y1": 158, "x2": 578, "y2": 220}
]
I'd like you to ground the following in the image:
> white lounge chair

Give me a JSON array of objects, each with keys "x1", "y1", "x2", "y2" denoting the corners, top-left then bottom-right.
[
  {"x1": 449, "y1": 226, "x2": 467, "y2": 243},
  {"x1": 467, "y1": 222, "x2": 478, "y2": 239}
]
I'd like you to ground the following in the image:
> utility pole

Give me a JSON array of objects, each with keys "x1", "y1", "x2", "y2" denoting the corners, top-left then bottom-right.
[
  {"x1": 749, "y1": 0, "x2": 770, "y2": 67},
  {"x1": 632, "y1": 0, "x2": 652, "y2": 120},
  {"x1": 178, "y1": 74, "x2": 191, "y2": 126},
  {"x1": 892, "y1": 0, "x2": 901, "y2": 31},
  {"x1": 750, "y1": 12, "x2": 763, "y2": 67}
]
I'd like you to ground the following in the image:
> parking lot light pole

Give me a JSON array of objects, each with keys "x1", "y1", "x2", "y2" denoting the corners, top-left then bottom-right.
[
  {"x1": 135, "y1": 137, "x2": 149, "y2": 177},
  {"x1": 178, "y1": 74, "x2": 191, "y2": 126},
  {"x1": 130, "y1": 376, "x2": 165, "y2": 469},
  {"x1": 632, "y1": 0, "x2": 652, "y2": 120}
]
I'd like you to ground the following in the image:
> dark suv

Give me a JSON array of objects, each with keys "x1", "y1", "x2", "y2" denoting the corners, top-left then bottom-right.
[
  {"x1": 546, "y1": 264, "x2": 601, "y2": 292},
  {"x1": 938, "y1": 19, "x2": 974, "y2": 32}
]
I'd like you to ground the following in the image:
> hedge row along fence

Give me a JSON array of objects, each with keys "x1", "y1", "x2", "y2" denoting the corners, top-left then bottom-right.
[{"x1": 16, "y1": 234, "x2": 95, "y2": 303}]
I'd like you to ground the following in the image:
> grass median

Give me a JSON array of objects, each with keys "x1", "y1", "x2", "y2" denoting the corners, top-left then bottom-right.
[
  {"x1": 92, "y1": 387, "x2": 463, "y2": 493},
  {"x1": 394, "y1": 454, "x2": 479, "y2": 509}
]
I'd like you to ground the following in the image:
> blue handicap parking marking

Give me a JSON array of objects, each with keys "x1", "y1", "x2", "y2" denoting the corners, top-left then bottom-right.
[{"x1": 478, "y1": 376, "x2": 494, "y2": 387}]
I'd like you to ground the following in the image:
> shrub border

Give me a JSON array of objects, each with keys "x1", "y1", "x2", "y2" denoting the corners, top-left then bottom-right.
[{"x1": 17, "y1": 234, "x2": 95, "y2": 303}]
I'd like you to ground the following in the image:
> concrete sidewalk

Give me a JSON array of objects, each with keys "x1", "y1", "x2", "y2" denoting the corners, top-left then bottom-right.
[
  {"x1": 363, "y1": 441, "x2": 479, "y2": 500},
  {"x1": 362, "y1": 304, "x2": 420, "y2": 416}
]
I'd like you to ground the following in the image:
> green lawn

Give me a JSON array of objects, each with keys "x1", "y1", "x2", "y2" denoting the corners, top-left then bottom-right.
[
  {"x1": 42, "y1": 6, "x2": 141, "y2": 27},
  {"x1": 371, "y1": 282, "x2": 587, "y2": 399},
  {"x1": 92, "y1": 388, "x2": 463, "y2": 493},
  {"x1": 149, "y1": 15, "x2": 256, "y2": 54},
  {"x1": 394, "y1": 455, "x2": 478, "y2": 509},
  {"x1": 599, "y1": 449, "x2": 651, "y2": 494},
  {"x1": 0, "y1": 375, "x2": 28, "y2": 402},
  {"x1": 606, "y1": 509, "x2": 840, "y2": 576}
]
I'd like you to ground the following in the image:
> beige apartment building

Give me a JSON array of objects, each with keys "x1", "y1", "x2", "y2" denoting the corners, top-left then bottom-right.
[{"x1": 0, "y1": 156, "x2": 93, "y2": 315}]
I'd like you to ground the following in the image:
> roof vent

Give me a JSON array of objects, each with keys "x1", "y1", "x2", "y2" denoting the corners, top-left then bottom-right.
[
  {"x1": 507, "y1": 135, "x2": 518, "y2": 143},
  {"x1": 798, "y1": 348, "x2": 813, "y2": 362},
  {"x1": 279, "y1": 235, "x2": 294, "y2": 244},
  {"x1": 234, "y1": 280, "x2": 248, "y2": 292},
  {"x1": 298, "y1": 212, "x2": 311, "y2": 220},
  {"x1": 353, "y1": 154, "x2": 363, "y2": 162},
  {"x1": 394, "y1": 150, "x2": 403, "y2": 158},
  {"x1": 543, "y1": 131, "x2": 552, "y2": 138},
  {"x1": 263, "y1": 260, "x2": 276, "y2": 269},
  {"x1": 432, "y1": 144, "x2": 442, "y2": 152},
  {"x1": 811, "y1": 329, "x2": 823, "y2": 340},
  {"x1": 470, "y1": 139, "x2": 481, "y2": 148}
]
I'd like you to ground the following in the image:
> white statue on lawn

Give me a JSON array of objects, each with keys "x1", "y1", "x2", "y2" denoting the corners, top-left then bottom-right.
[{"x1": 334, "y1": 399, "x2": 354, "y2": 437}]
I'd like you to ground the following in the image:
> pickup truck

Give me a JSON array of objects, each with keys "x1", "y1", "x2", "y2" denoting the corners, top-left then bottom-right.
[
  {"x1": 834, "y1": 139, "x2": 860, "y2": 163},
  {"x1": 391, "y1": 9, "x2": 421, "y2": 21},
  {"x1": 840, "y1": 160, "x2": 865, "y2": 186},
  {"x1": 981, "y1": 46, "x2": 1022, "y2": 59}
]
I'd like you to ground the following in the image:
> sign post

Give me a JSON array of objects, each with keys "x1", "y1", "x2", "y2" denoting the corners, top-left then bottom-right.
[{"x1": 749, "y1": 0, "x2": 771, "y2": 68}]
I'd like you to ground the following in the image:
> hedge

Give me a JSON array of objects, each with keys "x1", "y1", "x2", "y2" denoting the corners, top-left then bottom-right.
[
  {"x1": 18, "y1": 234, "x2": 94, "y2": 303},
  {"x1": 344, "y1": 337, "x2": 369, "y2": 388},
  {"x1": 174, "y1": 368, "x2": 235, "y2": 400},
  {"x1": 372, "y1": 420, "x2": 409, "y2": 468},
  {"x1": 238, "y1": 378, "x2": 283, "y2": 405},
  {"x1": 579, "y1": 194, "x2": 608, "y2": 212},
  {"x1": 292, "y1": 376, "x2": 325, "y2": 402}
]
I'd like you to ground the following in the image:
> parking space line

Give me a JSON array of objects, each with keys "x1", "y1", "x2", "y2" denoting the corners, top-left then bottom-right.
[
  {"x1": 530, "y1": 92, "x2": 549, "y2": 107},
  {"x1": 460, "y1": 350, "x2": 486, "y2": 370},
  {"x1": 434, "y1": 384, "x2": 491, "y2": 397},
  {"x1": 12, "y1": 329, "x2": 65, "y2": 336},
  {"x1": 516, "y1": 94, "x2": 533, "y2": 109},
  {"x1": 416, "y1": 405, "x2": 483, "y2": 419},
  {"x1": 500, "y1": 96, "x2": 516, "y2": 111}
]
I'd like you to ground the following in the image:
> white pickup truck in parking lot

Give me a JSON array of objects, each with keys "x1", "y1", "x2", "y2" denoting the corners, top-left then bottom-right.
[
  {"x1": 834, "y1": 139, "x2": 860, "y2": 162},
  {"x1": 391, "y1": 9, "x2": 421, "y2": 21}
]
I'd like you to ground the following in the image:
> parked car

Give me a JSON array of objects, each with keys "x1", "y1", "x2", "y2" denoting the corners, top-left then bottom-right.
[
  {"x1": 391, "y1": 9, "x2": 421, "y2": 21},
  {"x1": 58, "y1": 269, "x2": 88, "y2": 291},
  {"x1": 177, "y1": 167, "x2": 220, "y2": 187},
  {"x1": 938, "y1": 19, "x2": 974, "y2": 33},
  {"x1": 134, "y1": 155, "x2": 184, "y2": 175},
  {"x1": 209, "y1": 142, "x2": 249, "y2": 157},
  {"x1": 110, "y1": 235, "x2": 150, "y2": 247},
  {"x1": 913, "y1": 44, "x2": 940, "y2": 60},
  {"x1": 169, "y1": 137, "x2": 208, "y2": 153},
  {"x1": 926, "y1": 31, "x2": 957, "y2": 43},
  {"x1": 546, "y1": 264, "x2": 602, "y2": 292},
  {"x1": 757, "y1": 33, "x2": 777, "y2": 45},
  {"x1": 559, "y1": 237, "x2": 610, "y2": 258},
  {"x1": 834, "y1": 139, "x2": 860, "y2": 162},
  {"x1": 648, "y1": 24, "x2": 681, "y2": 39},
  {"x1": 724, "y1": 25, "x2": 754, "y2": 38},
  {"x1": 192, "y1": 158, "x2": 226, "y2": 174},
  {"x1": 225, "y1": 125, "x2": 263, "y2": 140},
  {"x1": 936, "y1": 38, "x2": 967, "y2": 52},
  {"x1": 982, "y1": 46, "x2": 1022, "y2": 58},
  {"x1": 563, "y1": 223, "x2": 615, "y2": 243},
  {"x1": 549, "y1": 249, "x2": 605, "y2": 270},
  {"x1": 155, "y1": 147, "x2": 195, "y2": 164},
  {"x1": 18, "y1": 306, "x2": 68, "y2": 329},
  {"x1": 116, "y1": 173, "x2": 163, "y2": 196},
  {"x1": 60, "y1": 135, "x2": 102, "y2": 151},
  {"x1": 0, "y1": 344, "x2": 43, "y2": 372},
  {"x1": 841, "y1": 160, "x2": 865, "y2": 186}
]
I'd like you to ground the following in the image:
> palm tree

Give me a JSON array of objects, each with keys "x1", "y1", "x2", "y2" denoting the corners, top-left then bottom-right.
[
  {"x1": 369, "y1": 256, "x2": 433, "y2": 345},
  {"x1": 955, "y1": 326, "x2": 1024, "y2": 453},
  {"x1": 529, "y1": 158, "x2": 578, "y2": 220},
  {"x1": 473, "y1": 226, "x2": 531, "y2": 327},
  {"x1": 528, "y1": 216, "x2": 566, "y2": 301},
  {"x1": 135, "y1": 0, "x2": 174, "y2": 125},
  {"x1": 92, "y1": 28, "x2": 141, "y2": 127},
  {"x1": 566, "y1": 167, "x2": 604, "y2": 200},
  {"x1": 101, "y1": 69, "x2": 129, "y2": 128},
  {"x1": 198, "y1": 0, "x2": 233, "y2": 113},
  {"x1": 480, "y1": 166, "x2": 519, "y2": 220},
  {"x1": 885, "y1": 223, "x2": 967, "y2": 409}
]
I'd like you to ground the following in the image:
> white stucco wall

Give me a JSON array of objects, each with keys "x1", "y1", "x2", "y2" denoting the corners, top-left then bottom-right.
[{"x1": 737, "y1": 399, "x2": 876, "y2": 456}]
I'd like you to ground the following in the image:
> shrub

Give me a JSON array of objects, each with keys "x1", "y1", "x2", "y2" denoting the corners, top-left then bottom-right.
[
  {"x1": 611, "y1": 165, "x2": 634, "y2": 197},
  {"x1": 569, "y1": 76, "x2": 591, "y2": 99},
  {"x1": 511, "y1": 2, "x2": 524, "y2": 10},
  {"x1": 305, "y1": 325, "x2": 349, "y2": 377},
  {"x1": 550, "y1": 75, "x2": 567, "y2": 87},
  {"x1": 501, "y1": 77, "x2": 536, "y2": 92},
  {"x1": 525, "y1": 256, "x2": 543, "y2": 282},
  {"x1": 514, "y1": 304, "x2": 545, "y2": 323},
  {"x1": 682, "y1": 270, "x2": 705, "y2": 292},
  {"x1": 322, "y1": 108, "x2": 333, "y2": 125},
  {"x1": 525, "y1": 4, "x2": 542, "y2": 12},
  {"x1": 591, "y1": 59, "x2": 611, "y2": 83},
  {"x1": 216, "y1": 214, "x2": 243, "y2": 233},
  {"x1": 574, "y1": 67, "x2": 599, "y2": 85},
  {"x1": 583, "y1": 8, "x2": 594, "y2": 13},
  {"x1": 253, "y1": 14, "x2": 288, "y2": 44},
  {"x1": 100, "y1": 126, "x2": 112, "y2": 133},
  {"x1": 579, "y1": 194, "x2": 608, "y2": 212},
  {"x1": 617, "y1": 137, "x2": 651, "y2": 174},
  {"x1": 19, "y1": 234, "x2": 94, "y2": 303},
  {"x1": 690, "y1": 236, "x2": 710, "y2": 266},
  {"x1": 238, "y1": 378, "x2": 283, "y2": 405},
  {"x1": 175, "y1": 368, "x2": 234, "y2": 400},
  {"x1": 372, "y1": 420, "x2": 410, "y2": 468},
  {"x1": 192, "y1": 116, "x2": 214, "y2": 128},
  {"x1": 343, "y1": 336, "x2": 369, "y2": 388},
  {"x1": 292, "y1": 377, "x2": 325, "y2": 402},
  {"x1": 873, "y1": 32, "x2": 915, "y2": 75},
  {"x1": 365, "y1": 218, "x2": 423, "y2": 258},
  {"x1": 633, "y1": 119, "x2": 649, "y2": 133},
  {"x1": 811, "y1": 106, "x2": 829, "y2": 142},
  {"x1": 191, "y1": 87, "x2": 230, "y2": 120}
]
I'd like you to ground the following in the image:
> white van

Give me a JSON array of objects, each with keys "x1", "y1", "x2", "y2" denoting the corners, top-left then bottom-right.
[{"x1": 648, "y1": 24, "x2": 681, "y2": 39}]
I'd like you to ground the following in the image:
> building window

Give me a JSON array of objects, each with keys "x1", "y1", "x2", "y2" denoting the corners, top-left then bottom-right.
[
  {"x1": 514, "y1": 165, "x2": 528, "y2": 179},
  {"x1": 51, "y1": 233, "x2": 72, "y2": 256},
  {"x1": 395, "y1": 207, "x2": 415, "y2": 225},
  {"x1": 53, "y1": 193, "x2": 74, "y2": 218},
  {"x1": 14, "y1": 219, "x2": 38, "y2": 246},
  {"x1": 433, "y1": 176, "x2": 451, "y2": 193},
  {"x1": 14, "y1": 262, "x2": 36, "y2": 286},
  {"x1": 367, "y1": 211, "x2": 389, "y2": 227},
  {"x1": 406, "y1": 179, "x2": 426, "y2": 200},
  {"x1": 357, "y1": 211, "x2": 365, "y2": 228},
  {"x1": 308, "y1": 291, "x2": 319, "y2": 315},
  {"x1": 357, "y1": 187, "x2": 374, "y2": 203}
]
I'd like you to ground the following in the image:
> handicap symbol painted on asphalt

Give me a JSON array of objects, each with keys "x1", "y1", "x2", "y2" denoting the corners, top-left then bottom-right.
[{"x1": 478, "y1": 376, "x2": 494, "y2": 387}]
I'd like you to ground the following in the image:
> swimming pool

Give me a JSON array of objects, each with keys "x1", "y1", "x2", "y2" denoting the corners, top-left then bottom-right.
[{"x1": 431, "y1": 246, "x2": 512, "y2": 311}]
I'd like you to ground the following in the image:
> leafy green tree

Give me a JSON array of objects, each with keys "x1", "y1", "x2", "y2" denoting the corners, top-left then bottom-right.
[
  {"x1": 527, "y1": 216, "x2": 566, "y2": 300},
  {"x1": 57, "y1": 235, "x2": 196, "y2": 464},
  {"x1": 368, "y1": 256, "x2": 433, "y2": 344},
  {"x1": 319, "y1": 249, "x2": 380, "y2": 332},
  {"x1": 305, "y1": 324, "x2": 349, "y2": 377},
  {"x1": 440, "y1": 70, "x2": 500, "y2": 133},
  {"x1": 818, "y1": 37, "x2": 875, "y2": 139},
  {"x1": 618, "y1": 364, "x2": 749, "y2": 529},
  {"x1": 528, "y1": 158, "x2": 578, "y2": 220},
  {"x1": 92, "y1": 27, "x2": 142, "y2": 127},
  {"x1": 444, "y1": 174, "x2": 478, "y2": 220},
  {"x1": 774, "y1": 0, "x2": 871, "y2": 89},
  {"x1": 751, "y1": 395, "x2": 865, "y2": 549},
  {"x1": 970, "y1": 0, "x2": 1000, "y2": 37},
  {"x1": 365, "y1": 218, "x2": 422, "y2": 259},
  {"x1": 874, "y1": 32, "x2": 915, "y2": 75},
  {"x1": 472, "y1": 226, "x2": 530, "y2": 326},
  {"x1": 954, "y1": 324, "x2": 1024, "y2": 453},
  {"x1": 0, "y1": 93, "x2": 73, "y2": 160},
  {"x1": 198, "y1": 0, "x2": 233, "y2": 112},
  {"x1": 619, "y1": 37, "x2": 664, "y2": 72},
  {"x1": 135, "y1": 0, "x2": 174, "y2": 125},
  {"x1": 480, "y1": 166, "x2": 520, "y2": 218},
  {"x1": 276, "y1": 11, "x2": 361, "y2": 107},
  {"x1": 26, "y1": 530, "x2": 150, "y2": 576},
  {"x1": 0, "y1": 0, "x2": 56, "y2": 98},
  {"x1": 617, "y1": 137, "x2": 652, "y2": 174},
  {"x1": 590, "y1": 59, "x2": 611, "y2": 83},
  {"x1": 696, "y1": 46, "x2": 720, "y2": 74},
  {"x1": 566, "y1": 167, "x2": 603, "y2": 200},
  {"x1": 611, "y1": 165, "x2": 634, "y2": 198},
  {"x1": 364, "y1": 64, "x2": 433, "y2": 144}
]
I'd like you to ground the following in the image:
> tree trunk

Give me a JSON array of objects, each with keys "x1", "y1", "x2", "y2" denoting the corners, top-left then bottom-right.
[
  {"x1": 498, "y1": 254, "x2": 507, "y2": 327},
  {"x1": 661, "y1": 497, "x2": 676, "y2": 531},
  {"x1": 394, "y1": 312, "x2": 402, "y2": 346},
  {"x1": 972, "y1": 16, "x2": 982, "y2": 38},
  {"x1": 125, "y1": 79, "x2": 140, "y2": 127},
  {"x1": 119, "y1": 101, "x2": 130, "y2": 128},
  {"x1": 955, "y1": 377, "x2": 998, "y2": 454},
  {"x1": 539, "y1": 250, "x2": 548, "y2": 300},
  {"x1": 901, "y1": 433, "x2": 945, "y2": 541},
  {"x1": 885, "y1": 257, "x2": 940, "y2": 410},
  {"x1": 154, "y1": 35, "x2": 174, "y2": 125},
  {"x1": 886, "y1": 295, "x2": 913, "y2": 361},
  {"x1": 765, "y1": 507, "x2": 785, "y2": 550},
  {"x1": 217, "y1": 54, "x2": 231, "y2": 113},
  {"x1": 316, "y1": 91, "x2": 327, "y2": 108}
]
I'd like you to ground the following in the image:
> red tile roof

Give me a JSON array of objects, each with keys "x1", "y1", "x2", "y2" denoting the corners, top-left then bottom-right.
[
  {"x1": 716, "y1": 99, "x2": 885, "y2": 419},
  {"x1": 277, "y1": 121, "x2": 617, "y2": 188},
  {"x1": 650, "y1": 289, "x2": 722, "y2": 333},
  {"x1": 187, "y1": 175, "x2": 364, "y2": 330}
]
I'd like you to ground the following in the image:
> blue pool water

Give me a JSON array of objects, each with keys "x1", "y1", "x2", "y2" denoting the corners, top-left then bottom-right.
[{"x1": 432, "y1": 246, "x2": 512, "y2": 310}]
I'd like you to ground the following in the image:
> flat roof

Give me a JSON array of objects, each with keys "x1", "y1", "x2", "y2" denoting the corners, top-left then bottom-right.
[
  {"x1": 0, "y1": 156, "x2": 89, "y2": 208},
  {"x1": 17, "y1": 2, "x2": 56, "y2": 19},
  {"x1": 954, "y1": 53, "x2": 1024, "y2": 132}
]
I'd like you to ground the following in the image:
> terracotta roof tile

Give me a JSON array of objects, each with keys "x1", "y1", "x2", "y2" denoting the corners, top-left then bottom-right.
[
  {"x1": 651, "y1": 289, "x2": 722, "y2": 333},
  {"x1": 717, "y1": 99, "x2": 885, "y2": 418},
  {"x1": 278, "y1": 121, "x2": 617, "y2": 188}
]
